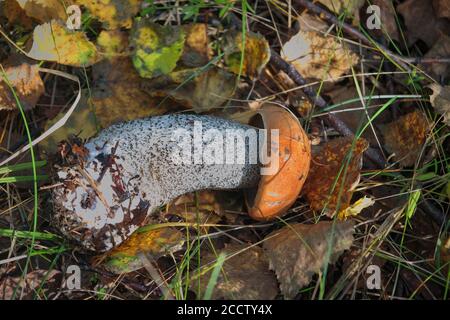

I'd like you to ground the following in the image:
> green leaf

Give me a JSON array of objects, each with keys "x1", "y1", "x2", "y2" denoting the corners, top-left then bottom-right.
[{"x1": 130, "y1": 19, "x2": 186, "y2": 78}]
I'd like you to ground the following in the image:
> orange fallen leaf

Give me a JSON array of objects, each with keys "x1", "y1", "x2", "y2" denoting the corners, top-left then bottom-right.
[{"x1": 303, "y1": 137, "x2": 369, "y2": 216}]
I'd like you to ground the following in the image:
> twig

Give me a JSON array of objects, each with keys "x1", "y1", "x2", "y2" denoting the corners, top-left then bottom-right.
[
  {"x1": 269, "y1": 50, "x2": 386, "y2": 167},
  {"x1": 294, "y1": 0, "x2": 411, "y2": 71}
]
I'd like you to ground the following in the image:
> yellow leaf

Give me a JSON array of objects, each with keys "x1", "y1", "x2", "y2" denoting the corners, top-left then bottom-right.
[
  {"x1": 28, "y1": 20, "x2": 98, "y2": 67},
  {"x1": 75, "y1": 0, "x2": 142, "y2": 29},
  {"x1": 337, "y1": 196, "x2": 375, "y2": 220}
]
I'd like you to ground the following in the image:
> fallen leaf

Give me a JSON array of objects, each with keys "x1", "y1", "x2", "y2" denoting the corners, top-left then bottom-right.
[
  {"x1": 317, "y1": 0, "x2": 364, "y2": 18},
  {"x1": 281, "y1": 14, "x2": 359, "y2": 81},
  {"x1": 145, "y1": 66, "x2": 236, "y2": 111},
  {"x1": 223, "y1": 30, "x2": 270, "y2": 79},
  {"x1": 0, "y1": 269, "x2": 61, "y2": 299},
  {"x1": 103, "y1": 227, "x2": 185, "y2": 274},
  {"x1": 397, "y1": 0, "x2": 450, "y2": 47},
  {"x1": 75, "y1": 0, "x2": 142, "y2": 29},
  {"x1": 39, "y1": 90, "x2": 97, "y2": 156},
  {"x1": 303, "y1": 137, "x2": 369, "y2": 216},
  {"x1": 439, "y1": 235, "x2": 450, "y2": 276},
  {"x1": 130, "y1": 19, "x2": 186, "y2": 78},
  {"x1": 181, "y1": 23, "x2": 210, "y2": 67},
  {"x1": 337, "y1": 196, "x2": 375, "y2": 220},
  {"x1": 433, "y1": 0, "x2": 450, "y2": 19},
  {"x1": 165, "y1": 191, "x2": 223, "y2": 228},
  {"x1": 429, "y1": 84, "x2": 450, "y2": 126},
  {"x1": 0, "y1": 62, "x2": 44, "y2": 111},
  {"x1": 91, "y1": 57, "x2": 170, "y2": 128},
  {"x1": 96, "y1": 29, "x2": 130, "y2": 60},
  {"x1": 1, "y1": 0, "x2": 34, "y2": 28},
  {"x1": 381, "y1": 110, "x2": 430, "y2": 167},
  {"x1": 28, "y1": 20, "x2": 98, "y2": 67},
  {"x1": 365, "y1": 0, "x2": 399, "y2": 41},
  {"x1": 421, "y1": 34, "x2": 450, "y2": 81},
  {"x1": 11, "y1": 0, "x2": 67, "y2": 22},
  {"x1": 194, "y1": 243, "x2": 278, "y2": 300},
  {"x1": 263, "y1": 221, "x2": 355, "y2": 299}
]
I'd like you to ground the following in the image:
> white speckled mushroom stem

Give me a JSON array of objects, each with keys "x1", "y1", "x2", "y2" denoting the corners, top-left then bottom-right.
[{"x1": 53, "y1": 114, "x2": 261, "y2": 252}]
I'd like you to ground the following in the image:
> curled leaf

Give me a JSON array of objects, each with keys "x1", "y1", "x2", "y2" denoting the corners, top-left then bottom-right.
[
  {"x1": 263, "y1": 221, "x2": 355, "y2": 299},
  {"x1": 381, "y1": 110, "x2": 430, "y2": 167},
  {"x1": 337, "y1": 196, "x2": 375, "y2": 220},
  {"x1": 223, "y1": 30, "x2": 270, "y2": 79},
  {"x1": 103, "y1": 227, "x2": 185, "y2": 274},
  {"x1": 303, "y1": 137, "x2": 369, "y2": 216},
  {"x1": 430, "y1": 84, "x2": 450, "y2": 127},
  {"x1": 194, "y1": 243, "x2": 278, "y2": 300},
  {"x1": 0, "y1": 62, "x2": 44, "y2": 111},
  {"x1": 130, "y1": 19, "x2": 186, "y2": 78},
  {"x1": 28, "y1": 20, "x2": 98, "y2": 67}
]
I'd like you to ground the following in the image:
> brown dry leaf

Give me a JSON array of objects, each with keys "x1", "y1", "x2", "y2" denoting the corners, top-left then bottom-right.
[
  {"x1": 381, "y1": 110, "x2": 430, "y2": 167},
  {"x1": 181, "y1": 23, "x2": 210, "y2": 67},
  {"x1": 429, "y1": 84, "x2": 450, "y2": 127},
  {"x1": 28, "y1": 20, "x2": 98, "y2": 67},
  {"x1": 39, "y1": 90, "x2": 97, "y2": 156},
  {"x1": 91, "y1": 58, "x2": 170, "y2": 128},
  {"x1": 263, "y1": 221, "x2": 355, "y2": 299},
  {"x1": 421, "y1": 34, "x2": 450, "y2": 81},
  {"x1": 433, "y1": 0, "x2": 450, "y2": 19},
  {"x1": 223, "y1": 30, "x2": 270, "y2": 79},
  {"x1": 0, "y1": 269, "x2": 61, "y2": 299},
  {"x1": 10, "y1": 0, "x2": 67, "y2": 22},
  {"x1": 145, "y1": 66, "x2": 236, "y2": 112},
  {"x1": 1, "y1": 0, "x2": 34, "y2": 28},
  {"x1": 303, "y1": 137, "x2": 369, "y2": 216},
  {"x1": 103, "y1": 227, "x2": 185, "y2": 274},
  {"x1": 194, "y1": 243, "x2": 278, "y2": 300},
  {"x1": 397, "y1": 0, "x2": 450, "y2": 47},
  {"x1": 0, "y1": 62, "x2": 44, "y2": 111},
  {"x1": 281, "y1": 14, "x2": 359, "y2": 81},
  {"x1": 75, "y1": 0, "x2": 142, "y2": 29},
  {"x1": 366, "y1": 0, "x2": 399, "y2": 41}
]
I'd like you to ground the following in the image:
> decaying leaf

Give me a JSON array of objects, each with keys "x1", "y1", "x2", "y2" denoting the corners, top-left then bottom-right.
[
  {"x1": 9, "y1": 0, "x2": 67, "y2": 22},
  {"x1": 28, "y1": 20, "x2": 98, "y2": 67},
  {"x1": 91, "y1": 58, "x2": 170, "y2": 128},
  {"x1": 397, "y1": 0, "x2": 450, "y2": 47},
  {"x1": 39, "y1": 90, "x2": 97, "y2": 156},
  {"x1": 223, "y1": 30, "x2": 270, "y2": 79},
  {"x1": 433, "y1": 0, "x2": 450, "y2": 19},
  {"x1": 303, "y1": 137, "x2": 369, "y2": 216},
  {"x1": 165, "y1": 191, "x2": 223, "y2": 229},
  {"x1": 381, "y1": 110, "x2": 430, "y2": 167},
  {"x1": 366, "y1": 0, "x2": 399, "y2": 41},
  {"x1": 96, "y1": 29, "x2": 130, "y2": 60},
  {"x1": 263, "y1": 221, "x2": 355, "y2": 299},
  {"x1": 281, "y1": 14, "x2": 359, "y2": 81},
  {"x1": 422, "y1": 34, "x2": 450, "y2": 81},
  {"x1": 429, "y1": 84, "x2": 450, "y2": 126},
  {"x1": 181, "y1": 23, "x2": 210, "y2": 67},
  {"x1": 130, "y1": 19, "x2": 186, "y2": 78},
  {"x1": 194, "y1": 243, "x2": 278, "y2": 300},
  {"x1": 1, "y1": 0, "x2": 34, "y2": 28},
  {"x1": 75, "y1": 0, "x2": 142, "y2": 29},
  {"x1": 0, "y1": 62, "x2": 44, "y2": 111},
  {"x1": 145, "y1": 66, "x2": 236, "y2": 111},
  {"x1": 0, "y1": 269, "x2": 61, "y2": 299},
  {"x1": 103, "y1": 227, "x2": 185, "y2": 274}
]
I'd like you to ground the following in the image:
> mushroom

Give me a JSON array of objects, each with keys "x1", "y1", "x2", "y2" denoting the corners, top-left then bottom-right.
[{"x1": 52, "y1": 103, "x2": 310, "y2": 252}]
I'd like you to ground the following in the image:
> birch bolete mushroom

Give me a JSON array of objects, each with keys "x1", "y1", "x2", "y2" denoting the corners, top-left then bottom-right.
[{"x1": 52, "y1": 103, "x2": 310, "y2": 252}]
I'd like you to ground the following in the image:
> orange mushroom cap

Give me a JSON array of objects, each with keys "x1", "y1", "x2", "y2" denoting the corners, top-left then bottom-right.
[{"x1": 246, "y1": 103, "x2": 311, "y2": 220}]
